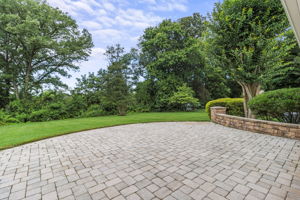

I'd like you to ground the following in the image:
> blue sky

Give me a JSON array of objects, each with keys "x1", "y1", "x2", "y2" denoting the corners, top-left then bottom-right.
[{"x1": 46, "y1": 0, "x2": 221, "y2": 88}]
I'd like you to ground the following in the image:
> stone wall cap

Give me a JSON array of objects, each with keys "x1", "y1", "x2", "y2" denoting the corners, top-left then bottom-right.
[
  {"x1": 211, "y1": 106, "x2": 227, "y2": 109},
  {"x1": 217, "y1": 113, "x2": 300, "y2": 128}
]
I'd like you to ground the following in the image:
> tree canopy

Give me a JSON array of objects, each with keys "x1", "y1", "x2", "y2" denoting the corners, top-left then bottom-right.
[
  {"x1": 0, "y1": 0, "x2": 93, "y2": 103},
  {"x1": 207, "y1": 0, "x2": 295, "y2": 117},
  {"x1": 0, "y1": 0, "x2": 299, "y2": 124}
]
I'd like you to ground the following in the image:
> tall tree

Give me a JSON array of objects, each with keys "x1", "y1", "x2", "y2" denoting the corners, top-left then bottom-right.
[
  {"x1": 178, "y1": 13, "x2": 206, "y2": 39},
  {"x1": 139, "y1": 19, "x2": 205, "y2": 109},
  {"x1": 104, "y1": 45, "x2": 131, "y2": 116},
  {"x1": 139, "y1": 15, "x2": 232, "y2": 109},
  {"x1": 0, "y1": 0, "x2": 93, "y2": 101},
  {"x1": 208, "y1": 0, "x2": 293, "y2": 118}
]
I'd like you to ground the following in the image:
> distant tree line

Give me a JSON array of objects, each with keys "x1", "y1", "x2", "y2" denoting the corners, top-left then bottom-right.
[{"x1": 0, "y1": 0, "x2": 299, "y2": 123}]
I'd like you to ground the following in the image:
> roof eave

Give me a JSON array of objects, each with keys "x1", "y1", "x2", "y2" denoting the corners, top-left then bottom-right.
[{"x1": 281, "y1": 0, "x2": 300, "y2": 45}]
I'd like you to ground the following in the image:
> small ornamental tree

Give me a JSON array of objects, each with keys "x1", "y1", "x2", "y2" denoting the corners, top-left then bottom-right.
[
  {"x1": 168, "y1": 84, "x2": 199, "y2": 111},
  {"x1": 208, "y1": 0, "x2": 294, "y2": 118}
]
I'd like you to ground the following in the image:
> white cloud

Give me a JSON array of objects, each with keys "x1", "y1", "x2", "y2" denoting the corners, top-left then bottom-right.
[
  {"x1": 90, "y1": 47, "x2": 106, "y2": 57},
  {"x1": 46, "y1": 0, "x2": 79, "y2": 16},
  {"x1": 80, "y1": 21, "x2": 102, "y2": 30},
  {"x1": 73, "y1": 1, "x2": 95, "y2": 14},
  {"x1": 95, "y1": 9, "x2": 107, "y2": 16},
  {"x1": 138, "y1": 0, "x2": 188, "y2": 12},
  {"x1": 83, "y1": 0, "x2": 102, "y2": 7},
  {"x1": 47, "y1": 0, "x2": 162, "y2": 30},
  {"x1": 151, "y1": 0, "x2": 188, "y2": 12},
  {"x1": 45, "y1": 0, "x2": 179, "y2": 87},
  {"x1": 116, "y1": 9, "x2": 162, "y2": 29},
  {"x1": 103, "y1": 2, "x2": 116, "y2": 11},
  {"x1": 91, "y1": 29, "x2": 126, "y2": 42},
  {"x1": 139, "y1": 0, "x2": 156, "y2": 4},
  {"x1": 96, "y1": 16, "x2": 116, "y2": 27}
]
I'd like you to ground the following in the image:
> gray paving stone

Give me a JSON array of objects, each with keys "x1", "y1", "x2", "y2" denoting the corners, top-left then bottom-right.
[
  {"x1": 120, "y1": 185, "x2": 138, "y2": 197},
  {"x1": 234, "y1": 184, "x2": 251, "y2": 195},
  {"x1": 136, "y1": 188, "x2": 154, "y2": 200},
  {"x1": 126, "y1": 193, "x2": 141, "y2": 200},
  {"x1": 104, "y1": 187, "x2": 119, "y2": 199},
  {"x1": 171, "y1": 190, "x2": 192, "y2": 200},
  {"x1": 0, "y1": 122, "x2": 299, "y2": 200},
  {"x1": 154, "y1": 187, "x2": 172, "y2": 199}
]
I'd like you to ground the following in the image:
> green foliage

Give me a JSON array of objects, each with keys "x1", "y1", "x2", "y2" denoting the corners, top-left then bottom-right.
[
  {"x1": 208, "y1": 0, "x2": 291, "y2": 84},
  {"x1": 137, "y1": 14, "x2": 236, "y2": 110},
  {"x1": 134, "y1": 80, "x2": 157, "y2": 112},
  {"x1": 207, "y1": 0, "x2": 294, "y2": 117},
  {"x1": 265, "y1": 30, "x2": 300, "y2": 90},
  {"x1": 205, "y1": 98, "x2": 244, "y2": 118},
  {"x1": 178, "y1": 13, "x2": 206, "y2": 39},
  {"x1": 7, "y1": 100, "x2": 33, "y2": 116},
  {"x1": 27, "y1": 103, "x2": 69, "y2": 122},
  {"x1": 105, "y1": 63, "x2": 129, "y2": 116},
  {"x1": 5, "y1": 91, "x2": 87, "y2": 122},
  {"x1": 139, "y1": 18, "x2": 206, "y2": 110},
  {"x1": 0, "y1": 110, "x2": 19, "y2": 125},
  {"x1": 74, "y1": 70, "x2": 107, "y2": 106},
  {"x1": 64, "y1": 95, "x2": 88, "y2": 118},
  {"x1": 74, "y1": 45, "x2": 138, "y2": 116},
  {"x1": 103, "y1": 45, "x2": 131, "y2": 116},
  {"x1": 0, "y1": 0, "x2": 93, "y2": 101},
  {"x1": 0, "y1": 1, "x2": 299, "y2": 124},
  {"x1": 28, "y1": 109, "x2": 51, "y2": 122},
  {"x1": 168, "y1": 84, "x2": 199, "y2": 111},
  {"x1": 248, "y1": 88, "x2": 300, "y2": 124},
  {"x1": 81, "y1": 104, "x2": 107, "y2": 117}
]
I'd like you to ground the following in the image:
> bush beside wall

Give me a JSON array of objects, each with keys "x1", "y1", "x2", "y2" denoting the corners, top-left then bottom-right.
[
  {"x1": 205, "y1": 98, "x2": 244, "y2": 119},
  {"x1": 249, "y1": 88, "x2": 300, "y2": 124}
]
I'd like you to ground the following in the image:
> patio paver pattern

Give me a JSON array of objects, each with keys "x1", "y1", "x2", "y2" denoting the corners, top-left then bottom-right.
[{"x1": 0, "y1": 122, "x2": 300, "y2": 200}]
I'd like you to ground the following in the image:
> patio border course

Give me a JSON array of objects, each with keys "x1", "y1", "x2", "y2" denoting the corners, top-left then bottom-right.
[{"x1": 211, "y1": 106, "x2": 300, "y2": 139}]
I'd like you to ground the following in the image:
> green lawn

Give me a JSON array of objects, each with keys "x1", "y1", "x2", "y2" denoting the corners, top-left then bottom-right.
[{"x1": 0, "y1": 111, "x2": 209, "y2": 150}]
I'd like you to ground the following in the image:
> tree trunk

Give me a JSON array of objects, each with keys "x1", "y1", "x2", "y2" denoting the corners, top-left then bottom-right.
[
  {"x1": 13, "y1": 81, "x2": 20, "y2": 100},
  {"x1": 23, "y1": 60, "x2": 32, "y2": 99},
  {"x1": 2, "y1": 44, "x2": 12, "y2": 106},
  {"x1": 117, "y1": 105, "x2": 127, "y2": 116},
  {"x1": 237, "y1": 81, "x2": 261, "y2": 118}
]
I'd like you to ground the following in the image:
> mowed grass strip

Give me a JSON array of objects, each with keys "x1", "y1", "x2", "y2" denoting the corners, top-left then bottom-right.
[{"x1": 0, "y1": 111, "x2": 209, "y2": 150}]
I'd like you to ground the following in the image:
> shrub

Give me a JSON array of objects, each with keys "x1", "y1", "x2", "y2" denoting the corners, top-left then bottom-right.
[
  {"x1": 0, "y1": 110, "x2": 19, "y2": 125},
  {"x1": 168, "y1": 84, "x2": 200, "y2": 111},
  {"x1": 7, "y1": 99, "x2": 34, "y2": 114},
  {"x1": 205, "y1": 98, "x2": 244, "y2": 118},
  {"x1": 27, "y1": 103, "x2": 69, "y2": 122},
  {"x1": 28, "y1": 109, "x2": 51, "y2": 122},
  {"x1": 81, "y1": 104, "x2": 108, "y2": 117},
  {"x1": 248, "y1": 88, "x2": 300, "y2": 124},
  {"x1": 65, "y1": 95, "x2": 87, "y2": 118},
  {"x1": 15, "y1": 113, "x2": 30, "y2": 123}
]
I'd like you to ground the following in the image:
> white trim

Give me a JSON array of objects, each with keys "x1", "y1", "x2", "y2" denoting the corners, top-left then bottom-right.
[{"x1": 281, "y1": 0, "x2": 300, "y2": 45}]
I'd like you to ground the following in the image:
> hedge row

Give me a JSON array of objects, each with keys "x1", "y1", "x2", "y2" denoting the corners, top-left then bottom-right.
[
  {"x1": 205, "y1": 98, "x2": 244, "y2": 119},
  {"x1": 205, "y1": 88, "x2": 300, "y2": 124}
]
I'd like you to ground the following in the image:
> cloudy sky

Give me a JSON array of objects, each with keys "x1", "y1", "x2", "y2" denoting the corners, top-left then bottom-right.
[{"x1": 46, "y1": 0, "x2": 221, "y2": 88}]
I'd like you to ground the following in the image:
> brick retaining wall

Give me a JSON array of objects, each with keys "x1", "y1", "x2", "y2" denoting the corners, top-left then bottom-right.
[{"x1": 210, "y1": 106, "x2": 300, "y2": 139}]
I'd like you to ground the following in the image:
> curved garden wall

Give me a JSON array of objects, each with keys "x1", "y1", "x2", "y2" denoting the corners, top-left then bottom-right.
[{"x1": 211, "y1": 107, "x2": 300, "y2": 139}]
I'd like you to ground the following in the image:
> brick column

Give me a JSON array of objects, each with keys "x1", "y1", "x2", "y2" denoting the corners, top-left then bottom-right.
[{"x1": 210, "y1": 107, "x2": 227, "y2": 123}]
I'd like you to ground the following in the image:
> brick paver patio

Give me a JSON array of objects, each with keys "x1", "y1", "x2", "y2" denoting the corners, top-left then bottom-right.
[{"x1": 1, "y1": 122, "x2": 300, "y2": 200}]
